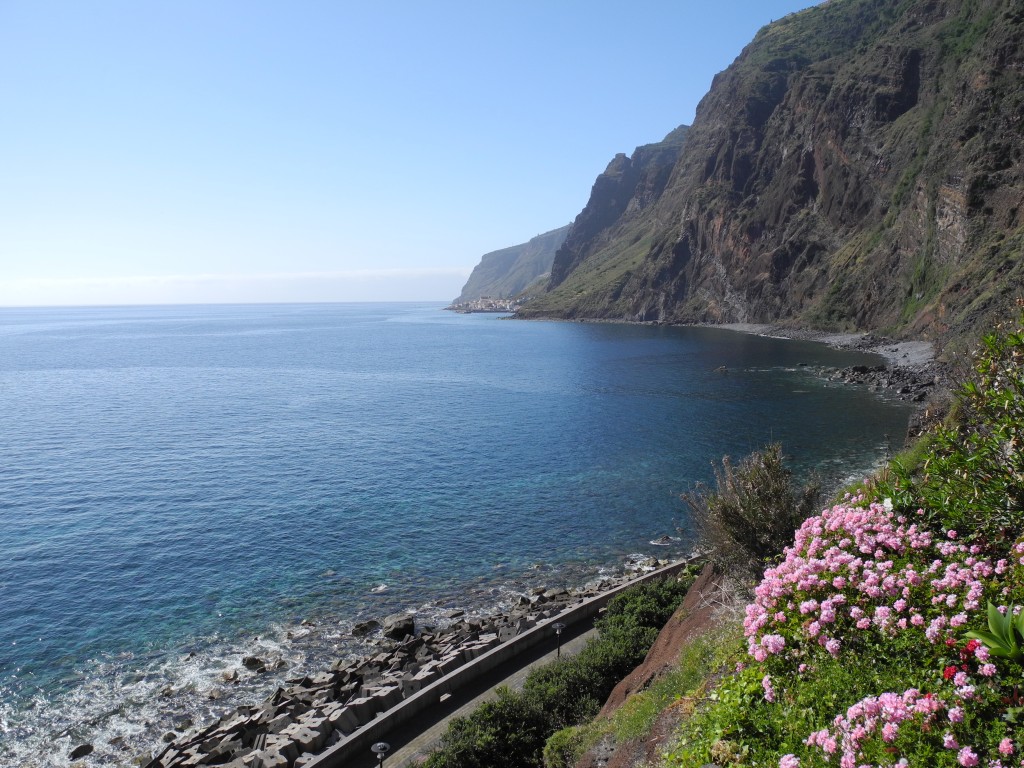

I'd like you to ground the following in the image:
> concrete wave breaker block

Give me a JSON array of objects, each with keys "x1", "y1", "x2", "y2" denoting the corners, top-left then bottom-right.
[{"x1": 327, "y1": 706, "x2": 360, "y2": 735}]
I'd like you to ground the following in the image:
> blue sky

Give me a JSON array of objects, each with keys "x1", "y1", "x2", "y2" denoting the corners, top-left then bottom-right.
[{"x1": 0, "y1": 1, "x2": 819, "y2": 306}]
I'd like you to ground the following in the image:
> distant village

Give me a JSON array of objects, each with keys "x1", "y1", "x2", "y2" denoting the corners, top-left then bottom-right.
[{"x1": 445, "y1": 296, "x2": 524, "y2": 313}]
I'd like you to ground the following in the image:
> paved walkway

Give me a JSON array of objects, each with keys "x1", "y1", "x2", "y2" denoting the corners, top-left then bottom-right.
[{"x1": 344, "y1": 619, "x2": 599, "y2": 768}]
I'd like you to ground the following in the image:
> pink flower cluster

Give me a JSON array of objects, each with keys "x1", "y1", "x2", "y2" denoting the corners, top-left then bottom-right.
[
  {"x1": 744, "y1": 497, "x2": 994, "y2": 661},
  {"x1": 804, "y1": 689, "x2": 945, "y2": 768}
]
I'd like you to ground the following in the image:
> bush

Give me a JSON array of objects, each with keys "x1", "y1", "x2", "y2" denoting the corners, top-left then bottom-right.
[
  {"x1": 422, "y1": 686, "x2": 549, "y2": 768},
  {"x1": 685, "y1": 443, "x2": 819, "y2": 576},
  {"x1": 542, "y1": 724, "x2": 589, "y2": 768},
  {"x1": 880, "y1": 311, "x2": 1024, "y2": 542}
]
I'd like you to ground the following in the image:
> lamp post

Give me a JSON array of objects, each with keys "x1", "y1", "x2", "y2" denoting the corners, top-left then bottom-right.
[
  {"x1": 371, "y1": 741, "x2": 390, "y2": 767},
  {"x1": 552, "y1": 622, "x2": 566, "y2": 658}
]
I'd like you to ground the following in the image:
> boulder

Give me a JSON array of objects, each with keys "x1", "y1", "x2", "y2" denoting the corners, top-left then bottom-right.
[
  {"x1": 70, "y1": 744, "x2": 94, "y2": 759},
  {"x1": 351, "y1": 619, "x2": 380, "y2": 637},
  {"x1": 382, "y1": 613, "x2": 415, "y2": 639},
  {"x1": 242, "y1": 655, "x2": 267, "y2": 672}
]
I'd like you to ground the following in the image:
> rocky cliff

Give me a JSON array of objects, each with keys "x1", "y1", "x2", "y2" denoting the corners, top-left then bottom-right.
[
  {"x1": 452, "y1": 224, "x2": 570, "y2": 305},
  {"x1": 519, "y1": 0, "x2": 1024, "y2": 342}
]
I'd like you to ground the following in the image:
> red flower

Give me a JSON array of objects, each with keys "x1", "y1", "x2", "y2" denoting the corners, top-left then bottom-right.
[
  {"x1": 943, "y1": 665, "x2": 958, "y2": 680},
  {"x1": 961, "y1": 639, "x2": 981, "y2": 660}
]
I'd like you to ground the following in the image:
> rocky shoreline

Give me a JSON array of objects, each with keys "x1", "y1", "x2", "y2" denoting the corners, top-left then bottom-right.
[
  {"x1": 132, "y1": 556, "x2": 681, "y2": 768},
  {"x1": 714, "y1": 324, "x2": 950, "y2": 440}
]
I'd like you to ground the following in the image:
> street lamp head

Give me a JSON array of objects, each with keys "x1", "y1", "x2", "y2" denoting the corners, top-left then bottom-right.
[
  {"x1": 372, "y1": 741, "x2": 391, "y2": 767},
  {"x1": 552, "y1": 622, "x2": 566, "y2": 635}
]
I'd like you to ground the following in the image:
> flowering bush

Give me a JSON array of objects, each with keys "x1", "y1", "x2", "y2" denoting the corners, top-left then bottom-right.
[{"x1": 665, "y1": 495, "x2": 1024, "y2": 767}]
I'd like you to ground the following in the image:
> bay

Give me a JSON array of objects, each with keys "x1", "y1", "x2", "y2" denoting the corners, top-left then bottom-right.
[{"x1": 0, "y1": 302, "x2": 911, "y2": 765}]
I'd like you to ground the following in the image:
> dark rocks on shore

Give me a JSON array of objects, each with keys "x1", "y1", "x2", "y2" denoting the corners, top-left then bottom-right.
[
  {"x1": 816, "y1": 363, "x2": 944, "y2": 403},
  {"x1": 242, "y1": 656, "x2": 267, "y2": 672},
  {"x1": 350, "y1": 619, "x2": 380, "y2": 637},
  {"x1": 382, "y1": 613, "x2": 415, "y2": 640},
  {"x1": 146, "y1": 557, "x2": 685, "y2": 768},
  {"x1": 70, "y1": 744, "x2": 94, "y2": 759}
]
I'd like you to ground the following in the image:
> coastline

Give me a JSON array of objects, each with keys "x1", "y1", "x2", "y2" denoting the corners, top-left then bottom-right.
[
  {"x1": 511, "y1": 312, "x2": 948, "y2": 412},
  {"x1": 506, "y1": 312, "x2": 938, "y2": 369},
  {"x1": 137, "y1": 554, "x2": 691, "y2": 768},
  {"x1": 711, "y1": 322, "x2": 937, "y2": 370},
  {"x1": 143, "y1": 556, "x2": 700, "y2": 768},
  {"x1": 21, "y1": 552, "x2": 692, "y2": 768},
  {"x1": 710, "y1": 323, "x2": 949, "y2": 438}
]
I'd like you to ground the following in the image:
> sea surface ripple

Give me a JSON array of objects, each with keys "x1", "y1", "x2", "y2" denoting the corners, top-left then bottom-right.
[{"x1": 0, "y1": 303, "x2": 912, "y2": 766}]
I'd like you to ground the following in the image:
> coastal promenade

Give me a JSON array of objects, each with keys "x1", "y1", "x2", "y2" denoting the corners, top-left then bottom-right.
[{"x1": 344, "y1": 621, "x2": 597, "y2": 767}]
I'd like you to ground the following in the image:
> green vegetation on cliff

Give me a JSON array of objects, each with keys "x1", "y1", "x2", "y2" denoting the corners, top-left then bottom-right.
[{"x1": 519, "y1": 0, "x2": 1024, "y2": 344}]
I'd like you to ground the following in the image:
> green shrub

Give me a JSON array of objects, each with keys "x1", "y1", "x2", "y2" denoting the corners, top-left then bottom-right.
[
  {"x1": 685, "y1": 443, "x2": 819, "y2": 576},
  {"x1": 422, "y1": 686, "x2": 549, "y2": 768},
  {"x1": 542, "y1": 725, "x2": 590, "y2": 768},
  {"x1": 879, "y1": 311, "x2": 1024, "y2": 541},
  {"x1": 521, "y1": 657, "x2": 604, "y2": 731}
]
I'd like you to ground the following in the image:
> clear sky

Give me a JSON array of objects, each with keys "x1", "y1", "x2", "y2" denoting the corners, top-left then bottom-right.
[{"x1": 0, "y1": 1, "x2": 820, "y2": 306}]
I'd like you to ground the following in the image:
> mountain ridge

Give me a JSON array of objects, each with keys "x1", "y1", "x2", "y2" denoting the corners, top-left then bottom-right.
[{"x1": 517, "y1": 0, "x2": 1024, "y2": 346}]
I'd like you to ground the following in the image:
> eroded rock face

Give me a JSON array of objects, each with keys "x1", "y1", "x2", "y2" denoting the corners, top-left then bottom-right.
[
  {"x1": 521, "y1": 0, "x2": 1024, "y2": 342},
  {"x1": 452, "y1": 225, "x2": 570, "y2": 306}
]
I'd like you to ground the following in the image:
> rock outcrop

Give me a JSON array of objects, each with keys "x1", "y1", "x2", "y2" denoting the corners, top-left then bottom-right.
[{"x1": 519, "y1": 0, "x2": 1024, "y2": 343}]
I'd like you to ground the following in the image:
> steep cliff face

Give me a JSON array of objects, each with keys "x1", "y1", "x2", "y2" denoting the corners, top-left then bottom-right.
[
  {"x1": 452, "y1": 224, "x2": 570, "y2": 304},
  {"x1": 547, "y1": 125, "x2": 690, "y2": 287},
  {"x1": 520, "y1": 0, "x2": 1024, "y2": 341}
]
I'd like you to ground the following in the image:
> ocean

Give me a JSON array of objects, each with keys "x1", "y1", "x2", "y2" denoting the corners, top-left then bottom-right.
[{"x1": 0, "y1": 302, "x2": 912, "y2": 766}]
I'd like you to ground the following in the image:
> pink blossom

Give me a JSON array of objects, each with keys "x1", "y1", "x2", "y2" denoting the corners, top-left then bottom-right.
[
  {"x1": 762, "y1": 674, "x2": 775, "y2": 702},
  {"x1": 999, "y1": 738, "x2": 1014, "y2": 756},
  {"x1": 779, "y1": 755, "x2": 800, "y2": 768},
  {"x1": 761, "y1": 634, "x2": 786, "y2": 655},
  {"x1": 958, "y1": 747, "x2": 979, "y2": 766},
  {"x1": 945, "y1": 732, "x2": 960, "y2": 749}
]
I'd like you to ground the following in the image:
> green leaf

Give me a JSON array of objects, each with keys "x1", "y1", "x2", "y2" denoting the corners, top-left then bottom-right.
[
  {"x1": 988, "y1": 602, "x2": 1016, "y2": 649},
  {"x1": 966, "y1": 628, "x2": 1017, "y2": 658}
]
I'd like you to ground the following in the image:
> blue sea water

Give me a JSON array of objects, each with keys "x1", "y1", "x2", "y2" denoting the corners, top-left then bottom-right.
[{"x1": 0, "y1": 303, "x2": 912, "y2": 766}]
